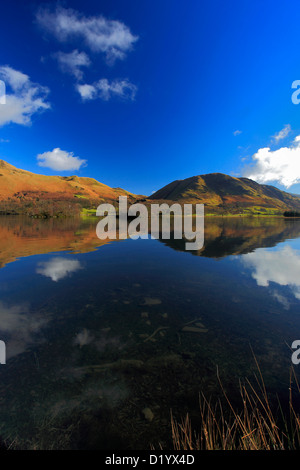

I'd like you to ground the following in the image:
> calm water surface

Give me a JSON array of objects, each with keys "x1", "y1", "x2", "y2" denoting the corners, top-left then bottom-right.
[{"x1": 0, "y1": 215, "x2": 300, "y2": 449}]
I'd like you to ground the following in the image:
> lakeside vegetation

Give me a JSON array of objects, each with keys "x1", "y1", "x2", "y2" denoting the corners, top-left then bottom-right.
[
  {"x1": 170, "y1": 360, "x2": 300, "y2": 450},
  {"x1": 284, "y1": 211, "x2": 300, "y2": 218},
  {"x1": 0, "y1": 199, "x2": 83, "y2": 218},
  {"x1": 0, "y1": 199, "x2": 299, "y2": 219}
]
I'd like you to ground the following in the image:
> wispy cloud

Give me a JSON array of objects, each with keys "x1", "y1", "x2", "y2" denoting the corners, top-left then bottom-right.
[
  {"x1": 233, "y1": 130, "x2": 242, "y2": 136},
  {"x1": 36, "y1": 257, "x2": 83, "y2": 282},
  {"x1": 272, "y1": 290, "x2": 290, "y2": 310},
  {"x1": 54, "y1": 49, "x2": 91, "y2": 79},
  {"x1": 272, "y1": 124, "x2": 291, "y2": 143},
  {"x1": 36, "y1": 6, "x2": 138, "y2": 65},
  {"x1": 0, "y1": 65, "x2": 50, "y2": 127},
  {"x1": 242, "y1": 134, "x2": 300, "y2": 188},
  {"x1": 37, "y1": 148, "x2": 87, "y2": 171},
  {"x1": 77, "y1": 78, "x2": 137, "y2": 101}
]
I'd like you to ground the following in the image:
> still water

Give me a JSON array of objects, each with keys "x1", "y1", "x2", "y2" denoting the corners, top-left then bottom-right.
[{"x1": 0, "y1": 215, "x2": 300, "y2": 449}]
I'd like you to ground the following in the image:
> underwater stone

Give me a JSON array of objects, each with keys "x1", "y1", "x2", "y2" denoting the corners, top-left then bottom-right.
[
  {"x1": 142, "y1": 408, "x2": 154, "y2": 422},
  {"x1": 182, "y1": 326, "x2": 208, "y2": 333},
  {"x1": 142, "y1": 297, "x2": 162, "y2": 306}
]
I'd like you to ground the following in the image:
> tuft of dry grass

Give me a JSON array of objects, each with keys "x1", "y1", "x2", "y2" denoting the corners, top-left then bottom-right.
[{"x1": 171, "y1": 358, "x2": 300, "y2": 450}]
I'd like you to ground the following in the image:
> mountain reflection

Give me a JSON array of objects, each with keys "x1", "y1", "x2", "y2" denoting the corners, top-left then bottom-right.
[
  {"x1": 0, "y1": 215, "x2": 112, "y2": 268},
  {"x1": 160, "y1": 217, "x2": 300, "y2": 257},
  {"x1": 0, "y1": 215, "x2": 300, "y2": 268}
]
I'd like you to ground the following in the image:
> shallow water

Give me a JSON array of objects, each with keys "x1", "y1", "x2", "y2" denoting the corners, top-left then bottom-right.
[{"x1": 0, "y1": 215, "x2": 300, "y2": 449}]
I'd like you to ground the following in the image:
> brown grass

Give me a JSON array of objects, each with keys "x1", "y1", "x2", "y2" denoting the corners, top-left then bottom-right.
[{"x1": 171, "y1": 358, "x2": 300, "y2": 450}]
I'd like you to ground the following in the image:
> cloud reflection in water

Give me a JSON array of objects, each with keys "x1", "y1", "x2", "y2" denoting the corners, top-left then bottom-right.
[
  {"x1": 36, "y1": 257, "x2": 83, "y2": 282},
  {"x1": 241, "y1": 245, "x2": 300, "y2": 308}
]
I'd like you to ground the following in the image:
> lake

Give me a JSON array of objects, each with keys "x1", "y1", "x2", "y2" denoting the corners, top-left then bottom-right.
[{"x1": 0, "y1": 215, "x2": 300, "y2": 449}]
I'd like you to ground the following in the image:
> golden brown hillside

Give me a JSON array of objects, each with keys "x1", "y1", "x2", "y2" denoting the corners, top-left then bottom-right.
[
  {"x1": 0, "y1": 159, "x2": 136, "y2": 201},
  {"x1": 0, "y1": 160, "x2": 138, "y2": 216}
]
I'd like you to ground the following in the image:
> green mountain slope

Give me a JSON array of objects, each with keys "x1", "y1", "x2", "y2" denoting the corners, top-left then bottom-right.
[{"x1": 149, "y1": 173, "x2": 300, "y2": 215}]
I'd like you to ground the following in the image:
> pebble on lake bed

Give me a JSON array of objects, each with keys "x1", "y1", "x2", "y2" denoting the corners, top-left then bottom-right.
[
  {"x1": 142, "y1": 297, "x2": 162, "y2": 306},
  {"x1": 142, "y1": 408, "x2": 154, "y2": 422},
  {"x1": 101, "y1": 327, "x2": 111, "y2": 333},
  {"x1": 182, "y1": 326, "x2": 208, "y2": 333}
]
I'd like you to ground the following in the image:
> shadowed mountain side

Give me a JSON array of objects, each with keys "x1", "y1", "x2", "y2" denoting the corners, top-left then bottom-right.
[
  {"x1": 149, "y1": 173, "x2": 300, "y2": 215},
  {"x1": 158, "y1": 217, "x2": 300, "y2": 257}
]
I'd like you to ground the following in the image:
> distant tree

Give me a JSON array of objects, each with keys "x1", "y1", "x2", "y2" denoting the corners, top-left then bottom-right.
[{"x1": 284, "y1": 211, "x2": 300, "y2": 217}]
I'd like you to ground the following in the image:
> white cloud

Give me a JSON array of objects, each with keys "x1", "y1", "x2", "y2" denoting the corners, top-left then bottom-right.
[
  {"x1": 0, "y1": 65, "x2": 50, "y2": 127},
  {"x1": 36, "y1": 6, "x2": 138, "y2": 64},
  {"x1": 0, "y1": 67, "x2": 29, "y2": 91},
  {"x1": 77, "y1": 78, "x2": 137, "y2": 101},
  {"x1": 36, "y1": 257, "x2": 83, "y2": 282},
  {"x1": 243, "y1": 134, "x2": 300, "y2": 188},
  {"x1": 54, "y1": 49, "x2": 91, "y2": 79},
  {"x1": 272, "y1": 124, "x2": 291, "y2": 143},
  {"x1": 97, "y1": 79, "x2": 137, "y2": 101},
  {"x1": 37, "y1": 148, "x2": 87, "y2": 171},
  {"x1": 76, "y1": 84, "x2": 97, "y2": 101},
  {"x1": 233, "y1": 130, "x2": 242, "y2": 136},
  {"x1": 242, "y1": 245, "x2": 300, "y2": 303}
]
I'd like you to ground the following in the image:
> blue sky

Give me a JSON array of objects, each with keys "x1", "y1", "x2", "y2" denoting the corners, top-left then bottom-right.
[{"x1": 1, "y1": 0, "x2": 300, "y2": 196}]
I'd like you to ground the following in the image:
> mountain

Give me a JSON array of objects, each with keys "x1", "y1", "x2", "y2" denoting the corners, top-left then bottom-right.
[
  {"x1": 149, "y1": 173, "x2": 300, "y2": 215},
  {"x1": 1, "y1": 160, "x2": 300, "y2": 217},
  {"x1": 0, "y1": 160, "x2": 138, "y2": 216},
  {"x1": 0, "y1": 160, "x2": 136, "y2": 201}
]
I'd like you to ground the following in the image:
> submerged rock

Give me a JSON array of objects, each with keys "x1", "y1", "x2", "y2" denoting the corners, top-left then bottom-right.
[
  {"x1": 142, "y1": 297, "x2": 162, "y2": 306},
  {"x1": 142, "y1": 408, "x2": 154, "y2": 422},
  {"x1": 182, "y1": 326, "x2": 208, "y2": 333}
]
